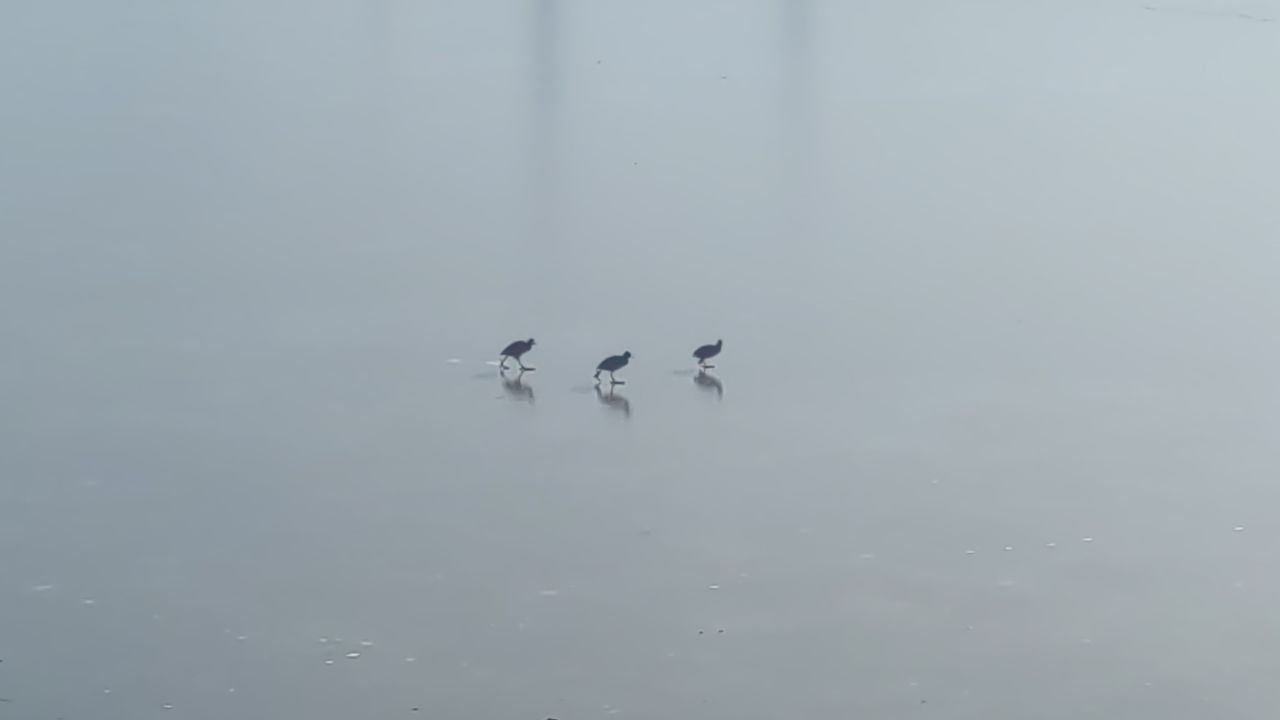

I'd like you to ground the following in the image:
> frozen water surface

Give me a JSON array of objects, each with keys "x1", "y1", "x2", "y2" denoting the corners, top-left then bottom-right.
[{"x1": 2, "y1": 1, "x2": 1279, "y2": 718}]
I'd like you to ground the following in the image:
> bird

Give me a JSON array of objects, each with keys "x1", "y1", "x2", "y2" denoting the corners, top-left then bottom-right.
[
  {"x1": 499, "y1": 338, "x2": 536, "y2": 371},
  {"x1": 693, "y1": 339, "x2": 722, "y2": 368},
  {"x1": 594, "y1": 351, "x2": 632, "y2": 384}
]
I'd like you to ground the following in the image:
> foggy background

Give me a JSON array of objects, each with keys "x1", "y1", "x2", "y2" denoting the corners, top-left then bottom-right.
[{"x1": 2, "y1": 1, "x2": 1278, "y2": 718}]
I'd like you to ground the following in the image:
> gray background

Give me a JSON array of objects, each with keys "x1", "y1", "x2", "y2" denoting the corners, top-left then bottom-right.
[{"x1": 2, "y1": 1, "x2": 1278, "y2": 718}]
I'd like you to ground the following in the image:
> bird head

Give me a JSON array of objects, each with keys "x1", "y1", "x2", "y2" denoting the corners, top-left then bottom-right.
[
  {"x1": 527, "y1": 338, "x2": 536, "y2": 346},
  {"x1": 623, "y1": 351, "x2": 632, "y2": 358}
]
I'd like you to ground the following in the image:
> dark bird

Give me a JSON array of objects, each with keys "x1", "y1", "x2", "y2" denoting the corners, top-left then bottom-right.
[
  {"x1": 594, "y1": 351, "x2": 632, "y2": 384},
  {"x1": 499, "y1": 338, "x2": 536, "y2": 371},
  {"x1": 693, "y1": 339, "x2": 722, "y2": 368}
]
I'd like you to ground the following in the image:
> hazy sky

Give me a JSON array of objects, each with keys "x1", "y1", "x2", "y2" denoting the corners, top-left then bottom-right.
[{"x1": 2, "y1": 2, "x2": 1278, "y2": 718}]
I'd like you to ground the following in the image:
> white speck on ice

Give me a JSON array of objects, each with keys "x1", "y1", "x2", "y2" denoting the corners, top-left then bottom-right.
[
  {"x1": 1081, "y1": 537, "x2": 1095, "y2": 543},
  {"x1": 345, "y1": 652, "x2": 361, "y2": 659},
  {"x1": 447, "y1": 358, "x2": 462, "y2": 364},
  {"x1": 708, "y1": 584, "x2": 721, "y2": 590},
  {"x1": 359, "y1": 640, "x2": 374, "y2": 647},
  {"x1": 32, "y1": 585, "x2": 55, "y2": 592},
  {"x1": 1234, "y1": 526, "x2": 1246, "y2": 532},
  {"x1": 538, "y1": 589, "x2": 559, "y2": 597}
]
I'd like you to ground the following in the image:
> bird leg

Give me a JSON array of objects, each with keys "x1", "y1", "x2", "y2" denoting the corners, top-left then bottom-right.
[
  {"x1": 518, "y1": 359, "x2": 534, "y2": 371},
  {"x1": 593, "y1": 370, "x2": 601, "y2": 381},
  {"x1": 499, "y1": 356, "x2": 509, "y2": 370},
  {"x1": 610, "y1": 371, "x2": 625, "y2": 385}
]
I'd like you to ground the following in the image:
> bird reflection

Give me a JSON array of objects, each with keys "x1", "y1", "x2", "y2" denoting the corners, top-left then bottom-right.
[
  {"x1": 595, "y1": 384, "x2": 631, "y2": 418},
  {"x1": 500, "y1": 369, "x2": 535, "y2": 403},
  {"x1": 693, "y1": 370, "x2": 724, "y2": 399}
]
